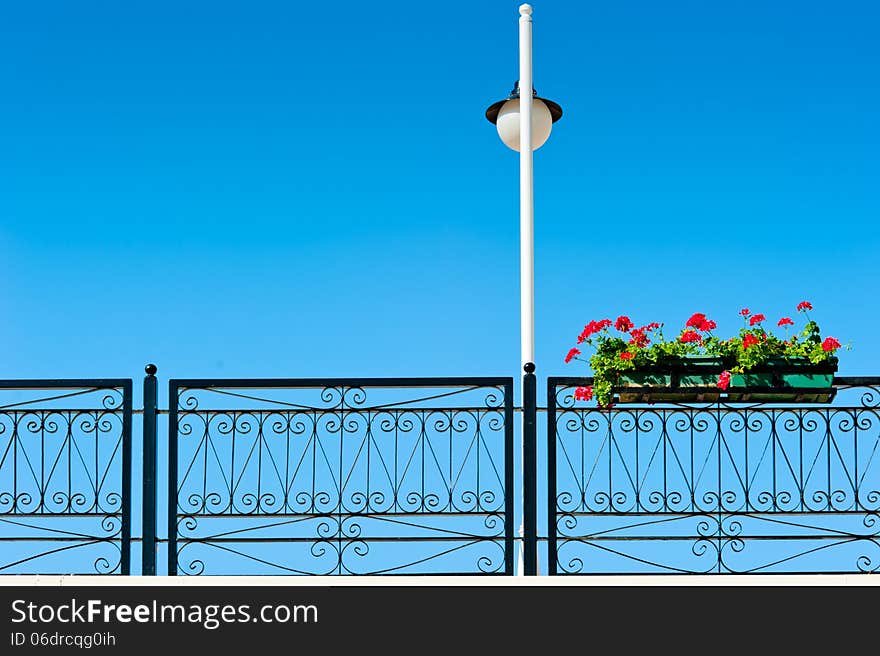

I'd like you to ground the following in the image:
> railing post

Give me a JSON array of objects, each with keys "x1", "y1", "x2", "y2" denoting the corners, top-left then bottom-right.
[
  {"x1": 523, "y1": 363, "x2": 538, "y2": 575},
  {"x1": 142, "y1": 363, "x2": 158, "y2": 576},
  {"x1": 546, "y1": 377, "x2": 557, "y2": 575}
]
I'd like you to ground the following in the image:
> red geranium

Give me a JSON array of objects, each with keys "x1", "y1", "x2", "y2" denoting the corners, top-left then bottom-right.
[
  {"x1": 822, "y1": 337, "x2": 841, "y2": 351},
  {"x1": 629, "y1": 329, "x2": 649, "y2": 348},
  {"x1": 566, "y1": 303, "x2": 844, "y2": 408},
  {"x1": 679, "y1": 330, "x2": 702, "y2": 344},
  {"x1": 577, "y1": 318, "x2": 612, "y2": 343},
  {"x1": 686, "y1": 313, "x2": 707, "y2": 329},
  {"x1": 574, "y1": 386, "x2": 593, "y2": 401}
]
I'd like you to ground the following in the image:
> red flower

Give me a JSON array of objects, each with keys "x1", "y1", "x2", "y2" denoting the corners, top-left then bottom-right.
[
  {"x1": 679, "y1": 330, "x2": 702, "y2": 344},
  {"x1": 686, "y1": 312, "x2": 707, "y2": 329},
  {"x1": 822, "y1": 337, "x2": 841, "y2": 352},
  {"x1": 797, "y1": 301, "x2": 813, "y2": 312},
  {"x1": 717, "y1": 371, "x2": 731, "y2": 391},
  {"x1": 749, "y1": 314, "x2": 766, "y2": 326},
  {"x1": 577, "y1": 318, "x2": 612, "y2": 343},
  {"x1": 615, "y1": 315, "x2": 634, "y2": 332},
  {"x1": 576, "y1": 323, "x2": 594, "y2": 343},
  {"x1": 629, "y1": 329, "x2": 649, "y2": 348},
  {"x1": 777, "y1": 317, "x2": 794, "y2": 327},
  {"x1": 641, "y1": 322, "x2": 662, "y2": 331},
  {"x1": 564, "y1": 347, "x2": 581, "y2": 364},
  {"x1": 740, "y1": 308, "x2": 750, "y2": 317},
  {"x1": 619, "y1": 351, "x2": 634, "y2": 361},
  {"x1": 742, "y1": 334, "x2": 759, "y2": 349},
  {"x1": 574, "y1": 386, "x2": 593, "y2": 401},
  {"x1": 699, "y1": 319, "x2": 717, "y2": 332}
]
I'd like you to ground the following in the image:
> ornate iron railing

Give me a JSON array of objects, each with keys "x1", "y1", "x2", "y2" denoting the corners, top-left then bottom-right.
[
  {"x1": 0, "y1": 380, "x2": 132, "y2": 574},
  {"x1": 8, "y1": 370, "x2": 880, "y2": 577},
  {"x1": 548, "y1": 377, "x2": 880, "y2": 574},
  {"x1": 168, "y1": 378, "x2": 514, "y2": 575}
]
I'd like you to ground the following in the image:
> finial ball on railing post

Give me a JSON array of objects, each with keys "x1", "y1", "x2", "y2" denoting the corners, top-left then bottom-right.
[
  {"x1": 145, "y1": 364, "x2": 158, "y2": 376},
  {"x1": 519, "y1": 4, "x2": 532, "y2": 16}
]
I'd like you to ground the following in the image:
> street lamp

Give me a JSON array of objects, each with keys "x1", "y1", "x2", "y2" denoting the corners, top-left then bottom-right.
[
  {"x1": 485, "y1": 4, "x2": 562, "y2": 375},
  {"x1": 485, "y1": 4, "x2": 562, "y2": 576},
  {"x1": 485, "y1": 81, "x2": 563, "y2": 152}
]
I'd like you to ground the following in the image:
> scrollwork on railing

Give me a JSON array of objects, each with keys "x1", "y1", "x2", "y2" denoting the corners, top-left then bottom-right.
[
  {"x1": 0, "y1": 382, "x2": 132, "y2": 575},
  {"x1": 549, "y1": 377, "x2": 880, "y2": 574},
  {"x1": 170, "y1": 379, "x2": 513, "y2": 575}
]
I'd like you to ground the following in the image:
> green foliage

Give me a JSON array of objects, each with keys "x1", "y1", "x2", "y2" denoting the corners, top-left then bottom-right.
[{"x1": 567, "y1": 307, "x2": 847, "y2": 408}]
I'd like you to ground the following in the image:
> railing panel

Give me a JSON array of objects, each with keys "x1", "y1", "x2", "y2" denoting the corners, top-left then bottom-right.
[
  {"x1": 169, "y1": 378, "x2": 514, "y2": 575},
  {"x1": 0, "y1": 380, "x2": 132, "y2": 574},
  {"x1": 548, "y1": 377, "x2": 880, "y2": 574}
]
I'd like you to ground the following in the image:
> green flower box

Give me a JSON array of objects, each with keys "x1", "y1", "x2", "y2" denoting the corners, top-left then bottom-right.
[
  {"x1": 616, "y1": 356, "x2": 837, "y2": 404},
  {"x1": 726, "y1": 357, "x2": 837, "y2": 403},
  {"x1": 617, "y1": 356, "x2": 724, "y2": 403}
]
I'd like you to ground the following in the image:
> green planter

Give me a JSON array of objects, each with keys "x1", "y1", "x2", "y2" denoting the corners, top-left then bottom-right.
[
  {"x1": 615, "y1": 356, "x2": 837, "y2": 404},
  {"x1": 617, "y1": 356, "x2": 724, "y2": 403},
  {"x1": 618, "y1": 372, "x2": 673, "y2": 403},
  {"x1": 726, "y1": 357, "x2": 837, "y2": 403}
]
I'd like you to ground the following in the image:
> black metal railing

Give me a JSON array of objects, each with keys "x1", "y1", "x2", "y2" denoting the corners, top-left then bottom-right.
[
  {"x1": 162, "y1": 378, "x2": 515, "y2": 575},
  {"x1": 0, "y1": 380, "x2": 133, "y2": 574},
  {"x1": 4, "y1": 367, "x2": 880, "y2": 576},
  {"x1": 547, "y1": 376, "x2": 880, "y2": 574}
]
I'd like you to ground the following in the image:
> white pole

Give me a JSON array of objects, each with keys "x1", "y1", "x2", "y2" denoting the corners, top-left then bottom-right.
[
  {"x1": 519, "y1": 4, "x2": 534, "y2": 370},
  {"x1": 517, "y1": 2, "x2": 534, "y2": 577}
]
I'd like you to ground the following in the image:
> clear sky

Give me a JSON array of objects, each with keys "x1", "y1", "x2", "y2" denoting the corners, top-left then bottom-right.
[{"x1": 1, "y1": 0, "x2": 878, "y2": 391}]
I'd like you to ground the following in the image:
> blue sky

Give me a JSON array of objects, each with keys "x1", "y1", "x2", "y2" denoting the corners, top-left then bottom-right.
[{"x1": 1, "y1": 0, "x2": 878, "y2": 388}]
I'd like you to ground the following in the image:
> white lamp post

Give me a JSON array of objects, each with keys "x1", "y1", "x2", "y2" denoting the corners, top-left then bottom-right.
[{"x1": 485, "y1": 4, "x2": 562, "y2": 576}]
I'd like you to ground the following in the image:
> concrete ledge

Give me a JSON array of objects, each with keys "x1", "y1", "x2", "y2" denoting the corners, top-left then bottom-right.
[{"x1": 1, "y1": 574, "x2": 878, "y2": 586}]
